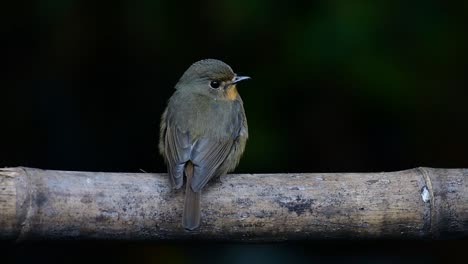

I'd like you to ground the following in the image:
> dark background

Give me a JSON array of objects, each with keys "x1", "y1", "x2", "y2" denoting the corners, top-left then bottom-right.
[{"x1": 1, "y1": 0, "x2": 467, "y2": 263}]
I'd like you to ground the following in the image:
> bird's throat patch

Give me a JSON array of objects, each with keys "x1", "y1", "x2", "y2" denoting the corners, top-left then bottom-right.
[{"x1": 225, "y1": 85, "x2": 238, "y2": 101}]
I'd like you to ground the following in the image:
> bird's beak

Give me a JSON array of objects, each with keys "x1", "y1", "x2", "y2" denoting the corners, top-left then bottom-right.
[{"x1": 232, "y1": 75, "x2": 251, "y2": 84}]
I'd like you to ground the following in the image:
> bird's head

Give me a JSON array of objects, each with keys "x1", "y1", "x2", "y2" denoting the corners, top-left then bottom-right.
[{"x1": 176, "y1": 59, "x2": 250, "y2": 101}]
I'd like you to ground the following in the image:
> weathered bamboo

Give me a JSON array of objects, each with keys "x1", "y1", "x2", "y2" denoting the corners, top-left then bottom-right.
[{"x1": 0, "y1": 167, "x2": 466, "y2": 240}]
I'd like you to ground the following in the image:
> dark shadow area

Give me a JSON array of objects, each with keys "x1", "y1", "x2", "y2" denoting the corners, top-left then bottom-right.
[{"x1": 1, "y1": 240, "x2": 467, "y2": 264}]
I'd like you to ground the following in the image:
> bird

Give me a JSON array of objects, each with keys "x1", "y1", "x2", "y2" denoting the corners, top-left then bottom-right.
[{"x1": 159, "y1": 59, "x2": 250, "y2": 230}]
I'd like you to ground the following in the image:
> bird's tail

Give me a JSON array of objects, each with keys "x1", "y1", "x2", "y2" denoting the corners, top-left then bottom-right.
[{"x1": 183, "y1": 161, "x2": 201, "y2": 230}]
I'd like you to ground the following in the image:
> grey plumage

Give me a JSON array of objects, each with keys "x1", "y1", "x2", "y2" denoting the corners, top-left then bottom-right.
[{"x1": 159, "y1": 59, "x2": 249, "y2": 230}]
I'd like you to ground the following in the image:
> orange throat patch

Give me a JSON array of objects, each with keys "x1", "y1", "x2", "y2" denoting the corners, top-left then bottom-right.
[{"x1": 225, "y1": 85, "x2": 238, "y2": 100}]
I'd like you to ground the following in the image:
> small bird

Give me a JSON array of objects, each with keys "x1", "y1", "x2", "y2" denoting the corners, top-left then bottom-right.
[{"x1": 159, "y1": 59, "x2": 249, "y2": 230}]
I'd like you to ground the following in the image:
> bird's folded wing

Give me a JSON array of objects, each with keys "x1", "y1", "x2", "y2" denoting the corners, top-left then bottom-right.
[
  {"x1": 164, "y1": 125, "x2": 191, "y2": 189},
  {"x1": 190, "y1": 137, "x2": 235, "y2": 192}
]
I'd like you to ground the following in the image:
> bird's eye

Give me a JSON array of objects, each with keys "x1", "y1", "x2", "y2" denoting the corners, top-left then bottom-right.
[{"x1": 210, "y1": 80, "x2": 220, "y2": 89}]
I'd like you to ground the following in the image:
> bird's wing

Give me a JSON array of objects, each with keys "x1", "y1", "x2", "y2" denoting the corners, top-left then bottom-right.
[
  {"x1": 190, "y1": 100, "x2": 248, "y2": 192},
  {"x1": 190, "y1": 136, "x2": 236, "y2": 192},
  {"x1": 163, "y1": 124, "x2": 192, "y2": 189}
]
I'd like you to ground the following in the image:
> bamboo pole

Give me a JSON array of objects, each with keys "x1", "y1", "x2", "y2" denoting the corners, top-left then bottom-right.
[{"x1": 0, "y1": 167, "x2": 466, "y2": 241}]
